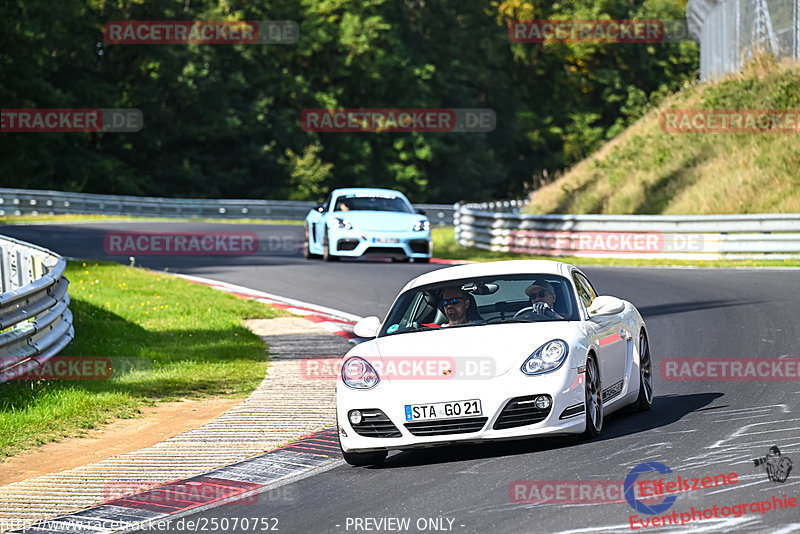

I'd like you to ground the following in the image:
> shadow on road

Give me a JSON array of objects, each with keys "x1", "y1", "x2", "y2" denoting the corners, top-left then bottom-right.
[{"x1": 375, "y1": 392, "x2": 723, "y2": 469}]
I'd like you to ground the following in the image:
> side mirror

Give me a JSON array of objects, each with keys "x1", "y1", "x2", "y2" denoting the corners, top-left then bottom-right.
[
  {"x1": 354, "y1": 316, "x2": 381, "y2": 338},
  {"x1": 587, "y1": 296, "x2": 625, "y2": 316},
  {"x1": 415, "y1": 208, "x2": 426, "y2": 215},
  {"x1": 315, "y1": 205, "x2": 325, "y2": 213}
]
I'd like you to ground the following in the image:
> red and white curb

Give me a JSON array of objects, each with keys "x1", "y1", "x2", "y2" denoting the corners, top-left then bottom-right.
[
  {"x1": 8, "y1": 429, "x2": 342, "y2": 534},
  {"x1": 170, "y1": 273, "x2": 368, "y2": 342}
]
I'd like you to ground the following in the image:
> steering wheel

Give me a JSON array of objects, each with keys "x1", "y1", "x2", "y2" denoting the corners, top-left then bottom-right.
[{"x1": 513, "y1": 306, "x2": 537, "y2": 319}]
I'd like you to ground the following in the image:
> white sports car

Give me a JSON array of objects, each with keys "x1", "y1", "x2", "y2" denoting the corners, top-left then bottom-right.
[
  {"x1": 303, "y1": 187, "x2": 431, "y2": 262},
  {"x1": 336, "y1": 260, "x2": 653, "y2": 466}
]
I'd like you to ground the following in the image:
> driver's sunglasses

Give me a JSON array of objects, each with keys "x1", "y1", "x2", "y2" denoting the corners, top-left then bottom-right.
[
  {"x1": 442, "y1": 297, "x2": 464, "y2": 306},
  {"x1": 529, "y1": 290, "x2": 550, "y2": 299}
]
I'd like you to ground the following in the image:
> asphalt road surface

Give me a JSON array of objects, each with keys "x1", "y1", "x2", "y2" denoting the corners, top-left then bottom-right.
[{"x1": 4, "y1": 222, "x2": 800, "y2": 534}]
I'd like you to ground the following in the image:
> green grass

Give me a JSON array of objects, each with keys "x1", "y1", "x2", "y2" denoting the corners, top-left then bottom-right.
[
  {"x1": 0, "y1": 261, "x2": 289, "y2": 458},
  {"x1": 431, "y1": 227, "x2": 800, "y2": 268},
  {"x1": 0, "y1": 213, "x2": 304, "y2": 225},
  {"x1": 524, "y1": 56, "x2": 800, "y2": 216}
]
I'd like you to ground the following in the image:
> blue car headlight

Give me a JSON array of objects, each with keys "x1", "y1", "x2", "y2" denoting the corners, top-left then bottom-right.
[
  {"x1": 521, "y1": 339, "x2": 569, "y2": 375},
  {"x1": 412, "y1": 220, "x2": 430, "y2": 232},
  {"x1": 334, "y1": 217, "x2": 353, "y2": 230},
  {"x1": 342, "y1": 357, "x2": 380, "y2": 389}
]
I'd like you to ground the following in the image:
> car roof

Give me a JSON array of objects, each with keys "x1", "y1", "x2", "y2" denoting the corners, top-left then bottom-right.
[
  {"x1": 331, "y1": 187, "x2": 409, "y2": 198},
  {"x1": 402, "y1": 260, "x2": 576, "y2": 292}
]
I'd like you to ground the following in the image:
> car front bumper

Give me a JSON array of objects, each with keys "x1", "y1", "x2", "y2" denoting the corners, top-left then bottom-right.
[
  {"x1": 329, "y1": 228, "x2": 431, "y2": 259},
  {"x1": 337, "y1": 364, "x2": 587, "y2": 453}
]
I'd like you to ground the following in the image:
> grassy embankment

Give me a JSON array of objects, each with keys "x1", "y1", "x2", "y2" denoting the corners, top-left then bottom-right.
[
  {"x1": 0, "y1": 261, "x2": 287, "y2": 458},
  {"x1": 438, "y1": 56, "x2": 800, "y2": 267},
  {"x1": 525, "y1": 57, "x2": 800, "y2": 216}
]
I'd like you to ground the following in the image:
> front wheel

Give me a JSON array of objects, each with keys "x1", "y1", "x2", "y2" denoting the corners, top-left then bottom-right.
[
  {"x1": 634, "y1": 331, "x2": 653, "y2": 411},
  {"x1": 339, "y1": 432, "x2": 387, "y2": 466},
  {"x1": 322, "y1": 227, "x2": 339, "y2": 262},
  {"x1": 583, "y1": 354, "x2": 603, "y2": 438},
  {"x1": 303, "y1": 225, "x2": 320, "y2": 259},
  {"x1": 341, "y1": 449, "x2": 388, "y2": 466}
]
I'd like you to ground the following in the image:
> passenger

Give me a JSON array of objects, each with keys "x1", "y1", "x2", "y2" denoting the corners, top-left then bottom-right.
[
  {"x1": 524, "y1": 281, "x2": 567, "y2": 319},
  {"x1": 337, "y1": 198, "x2": 352, "y2": 211}
]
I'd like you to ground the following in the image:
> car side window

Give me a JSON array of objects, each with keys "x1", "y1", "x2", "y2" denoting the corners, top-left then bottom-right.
[
  {"x1": 572, "y1": 272, "x2": 597, "y2": 309},
  {"x1": 322, "y1": 193, "x2": 332, "y2": 212}
]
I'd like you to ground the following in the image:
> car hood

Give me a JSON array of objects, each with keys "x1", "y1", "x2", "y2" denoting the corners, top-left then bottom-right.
[
  {"x1": 330, "y1": 211, "x2": 424, "y2": 232},
  {"x1": 362, "y1": 322, "x2": 585, "y2": 380}
]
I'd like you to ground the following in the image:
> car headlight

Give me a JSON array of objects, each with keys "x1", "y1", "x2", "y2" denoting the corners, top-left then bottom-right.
[
  {"x1": 521, "y1": 339, "x2": 569, "y2": 376},
  {"x1": 412, "y1": 220, "x2": 430, "y2": 232},
  {"x1": 334, "y1": 217, "x2": 353, "y2": 230},
  {"x1": 342, "y1": 356, "x2": 380, "y2": 389}
]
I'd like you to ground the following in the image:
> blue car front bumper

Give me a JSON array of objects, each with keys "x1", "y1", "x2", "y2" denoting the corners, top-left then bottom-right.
[{"x1": 329, "y1": 228, "x2": 431, "y2": 259}]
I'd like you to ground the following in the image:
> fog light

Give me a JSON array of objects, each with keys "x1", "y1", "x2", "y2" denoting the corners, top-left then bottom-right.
[
  {"x1": 348, "y1": 410, "x2": 363, "y2": 425},
  {"x1": 535, "y1": 396, "x2": 551, "y2": 409},
  {"x1": 339, "y1": 425, "x2": 348, "y2": 437}
]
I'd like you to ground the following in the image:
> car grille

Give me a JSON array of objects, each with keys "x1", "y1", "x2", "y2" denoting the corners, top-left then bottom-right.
[
  {"x1": 350, "y1": 409, "x2": 402, "y2": 438},
  {"x1": 364, "y1": 246, "x2": 404, "y2": 255},
  {"x1": 409, "y1": 240, "x2": 429, "y2": 254},
  {"x1": 336, "y1": 239, "x2": 359, "y2": 251},
  {"x1": 404, "y1": 417, "x2": 488, "y2": 436},
  {"x1": 492, "y1": 395, "x2": 552, "y2": 430}
]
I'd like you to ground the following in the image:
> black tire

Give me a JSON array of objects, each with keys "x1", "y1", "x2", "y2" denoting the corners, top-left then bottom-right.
[
  {"x1": 583, "y1": 354, "x2": 603, "y2": 438},
  {"x1": 341, "y1": 449, "x2": 388, "y2": 466},
  {"x1": 322, "y1": 227, "x2": 339, "y2": 262},
  {"x1": 635, "y1": 330, "x2": 653, "y2": 411},
  {"x1": 415, "y1": 257, "x2": 430, "y2": 263},
  {"x1": 338, "y1": 432, "x2": 387, "y2": 466},
  {"x1": 303, "y1": 225, "x2": 320, "y2": 259}
]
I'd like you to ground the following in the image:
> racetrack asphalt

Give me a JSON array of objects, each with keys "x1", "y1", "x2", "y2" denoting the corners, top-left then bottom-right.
[{"x1": 3, "y1": 222, "x2": 800, "y2": 534}]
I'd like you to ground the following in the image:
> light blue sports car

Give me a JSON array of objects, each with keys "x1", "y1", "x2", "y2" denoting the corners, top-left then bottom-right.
[{"x1": 303, "y1": 188, "x2": 432, "y2": 262}]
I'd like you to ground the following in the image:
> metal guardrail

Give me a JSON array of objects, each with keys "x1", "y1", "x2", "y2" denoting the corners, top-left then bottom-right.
[
  {"x1": 455, "y1": 201, "x2": 800, "y2": 260},
  {"x1": 0, "y1": 236, "x2": 74, "y2": 383},
  {"x1": 0, "y1": 188, "x2": 456, "y2": 226},
  {"x1": 688, "y1": 0, "x2": 799, "y2": 80}
]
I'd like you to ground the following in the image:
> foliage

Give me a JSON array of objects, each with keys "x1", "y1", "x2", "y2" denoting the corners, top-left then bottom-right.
[{"x1": 0, "y1": 0, "x2": 697, "y2": 202}]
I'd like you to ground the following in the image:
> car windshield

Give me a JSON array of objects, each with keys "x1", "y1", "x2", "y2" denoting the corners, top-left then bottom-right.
[
  {"x1": 378, "y1": 274, "x2": 578, "y2": 337},
  {"x1": 334, "y1": 194, "x2": 413, "y2": 213}
]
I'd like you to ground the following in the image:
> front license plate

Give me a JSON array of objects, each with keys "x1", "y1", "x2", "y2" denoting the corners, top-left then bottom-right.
[
  {"x1": 404, "y1": 399, "x2": 482, "y2": 421},
  {"x1": 372, "y1": 237, "x2": 399, "y2": 243}
]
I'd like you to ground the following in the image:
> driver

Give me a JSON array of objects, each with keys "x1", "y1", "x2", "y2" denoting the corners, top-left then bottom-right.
[
  {"x1": 524, "y1": 281, "x2": 567, "y2": 319},
  {"x1": 441, "y1": 287, "x2": 471, "y2": 326}
]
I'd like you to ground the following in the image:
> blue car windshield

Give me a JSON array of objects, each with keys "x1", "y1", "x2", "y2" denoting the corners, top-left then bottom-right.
[
  {"x1": 334, "y1": 195, "x2": 413, "y2": 213},
  {"x1": 378, "y1": 274, "x2": 579, "y2": 337}
]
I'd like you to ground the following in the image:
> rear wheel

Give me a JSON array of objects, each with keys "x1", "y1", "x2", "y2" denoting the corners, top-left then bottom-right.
[
  {"x1": 583, "y1": 354, "x2": 603, "y2": 438},
  {"x1": 635, "y1": 331, "x2": 653, "y2": 411},
  {"x1": 322, "y1": 227, "x2": 339, "y2": 262}
]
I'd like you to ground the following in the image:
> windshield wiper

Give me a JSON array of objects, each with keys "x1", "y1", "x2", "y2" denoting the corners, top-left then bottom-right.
[{"x1": 485, "y1": 317, "x2": 538, "y2": 324}]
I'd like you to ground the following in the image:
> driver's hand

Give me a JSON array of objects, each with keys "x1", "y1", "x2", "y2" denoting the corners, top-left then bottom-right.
[{"x1": 532, "y1": 302, "x2": 556, "y2": 318}]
